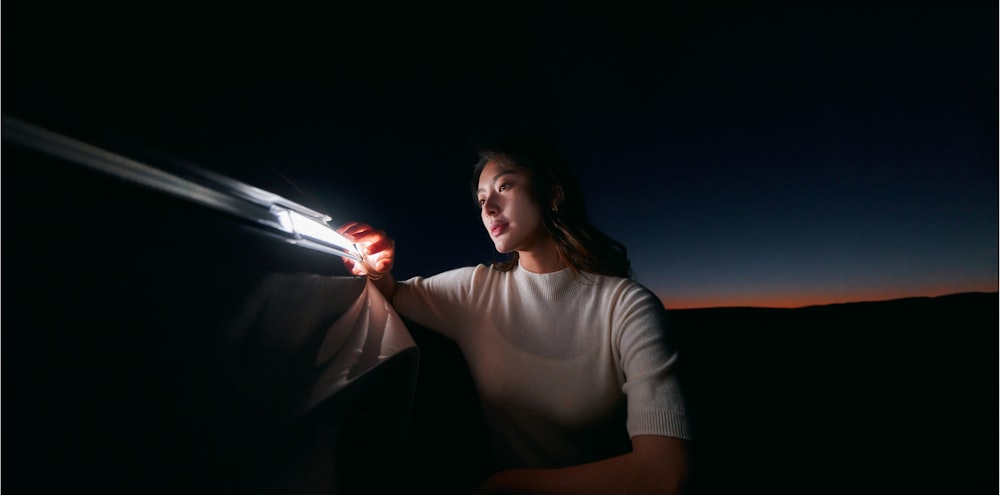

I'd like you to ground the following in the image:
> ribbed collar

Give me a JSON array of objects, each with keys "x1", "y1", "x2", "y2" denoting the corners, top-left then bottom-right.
[{"x1": 513, "y1": 263, "x2": 586, "y2": 304}]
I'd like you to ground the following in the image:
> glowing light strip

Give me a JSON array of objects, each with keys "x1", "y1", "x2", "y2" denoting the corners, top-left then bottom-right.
[
  {"x1": 272, "y1": 207, "x2": 362, "y2": 260},
  {"x1": 2, "y1": 114, "x2": 363, "y2": 261}
]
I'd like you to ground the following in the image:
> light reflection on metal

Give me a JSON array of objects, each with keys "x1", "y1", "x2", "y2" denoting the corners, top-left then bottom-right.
[{"x1": 2, "y1": 114, "x2": 363, "y2": 262}]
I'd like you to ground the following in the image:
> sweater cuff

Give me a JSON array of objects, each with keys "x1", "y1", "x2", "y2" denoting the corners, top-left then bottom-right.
[{"x1": 628, "y1": 410, "x2": 691, "y2": 440}]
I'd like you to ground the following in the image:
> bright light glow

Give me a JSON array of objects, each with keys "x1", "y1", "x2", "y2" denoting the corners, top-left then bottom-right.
[
  {"x1": 286, "y1": 210, "x2": 359, "y2": 255},
  {"x1": 275, "y1": 208, "x2": 294, "y2": 233}
]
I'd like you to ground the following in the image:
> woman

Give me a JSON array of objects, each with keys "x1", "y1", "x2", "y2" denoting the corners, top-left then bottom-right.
[{"x1": 338, "y1": 137, "x2": 690, "y2": 495}]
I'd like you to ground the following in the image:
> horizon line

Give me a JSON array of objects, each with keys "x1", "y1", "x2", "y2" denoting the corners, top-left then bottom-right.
[{"x1": 660, "y1": 289, "x2": 998, "y2": 311}]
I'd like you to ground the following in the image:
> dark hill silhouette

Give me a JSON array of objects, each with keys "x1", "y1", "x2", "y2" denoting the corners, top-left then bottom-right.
[{"x1": 666, "y1": 291, "x2": 996, "y2": 494}]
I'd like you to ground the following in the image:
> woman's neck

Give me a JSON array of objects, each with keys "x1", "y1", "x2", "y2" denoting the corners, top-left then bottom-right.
[{"x1": 517, "y1": 238, "x2": 565, "y2": 274}]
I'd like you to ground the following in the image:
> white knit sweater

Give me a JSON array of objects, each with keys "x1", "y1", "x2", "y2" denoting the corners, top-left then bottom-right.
[{"x1": 394, "y1": 263, "x2": 689, "y2": 469}]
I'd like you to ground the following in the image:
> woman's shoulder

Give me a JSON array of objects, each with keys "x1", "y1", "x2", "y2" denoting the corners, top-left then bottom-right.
[
  {"x1": 412, "y1": 263, "x2": 502, "y2": 286},
  {"x1": 583, "y1": 272, "x2": 663, "y2": 306},
  {"x1": 583, "y1": 271, "x2": 650, "y2": 291}
]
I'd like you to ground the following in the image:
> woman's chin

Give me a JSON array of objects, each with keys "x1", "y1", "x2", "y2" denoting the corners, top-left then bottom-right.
[{"x1": 492, "y1": 243, "x2": 513, "y2": 254}]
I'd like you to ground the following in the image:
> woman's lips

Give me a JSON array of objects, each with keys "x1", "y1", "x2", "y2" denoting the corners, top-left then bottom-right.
[{"x1": 489, "y1": 222, "x2": 508, "y2": 237}]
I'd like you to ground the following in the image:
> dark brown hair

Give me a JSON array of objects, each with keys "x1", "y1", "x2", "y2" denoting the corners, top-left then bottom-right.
[{"x1": 470, "y1": 136, "x2": 632, "y2": 278}]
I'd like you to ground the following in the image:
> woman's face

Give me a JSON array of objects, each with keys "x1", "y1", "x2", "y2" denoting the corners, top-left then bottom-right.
[{"x1": 476, "y1": 160, "x2": 548, "y2": 254}]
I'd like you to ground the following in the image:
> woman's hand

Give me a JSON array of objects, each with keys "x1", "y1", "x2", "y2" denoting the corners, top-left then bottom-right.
[{"x1": 336, "y1": 221, "x2": 396, "y2": 278}]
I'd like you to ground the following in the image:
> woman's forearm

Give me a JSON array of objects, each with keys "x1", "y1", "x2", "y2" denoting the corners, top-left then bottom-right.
[{"x1": 475, "y1": 436, "x2": 689, "y2": 495}]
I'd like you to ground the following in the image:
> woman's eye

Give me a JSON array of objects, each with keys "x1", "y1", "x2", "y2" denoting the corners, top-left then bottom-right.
[
  {"x1": 478, "y1": 199, "x2": 486, "y2": 206},
  {"x1": 498, "y1": 183, "x2": 510, "y2": 192}
]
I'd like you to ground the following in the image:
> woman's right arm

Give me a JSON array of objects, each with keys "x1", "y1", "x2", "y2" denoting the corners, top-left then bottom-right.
[
  {"x1": 336, "y1": 222, "x2": 398, "y2": 302},
  {"x1": 338, "y1": 222, "x2": 478, "y2": 337}
]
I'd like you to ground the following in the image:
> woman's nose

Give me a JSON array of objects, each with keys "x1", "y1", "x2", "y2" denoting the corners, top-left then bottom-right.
[{"x1": 483, "y1": 195, "x2": 500, "y2": 215}]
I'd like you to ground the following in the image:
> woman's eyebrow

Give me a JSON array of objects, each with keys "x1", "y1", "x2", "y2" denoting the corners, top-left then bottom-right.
[{"x1": 477, "y1": 170, "x2": 518, "y2": 194}]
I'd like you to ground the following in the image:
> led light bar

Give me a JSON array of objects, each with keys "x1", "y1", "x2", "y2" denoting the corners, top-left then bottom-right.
[{"x1": 2, "y1": 114, "x2": 363, "y2": 262}]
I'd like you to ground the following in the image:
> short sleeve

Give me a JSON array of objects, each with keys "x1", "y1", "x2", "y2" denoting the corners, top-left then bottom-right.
[{"x1": 614, "y1": 286, "x2": 690, "y2": 440}]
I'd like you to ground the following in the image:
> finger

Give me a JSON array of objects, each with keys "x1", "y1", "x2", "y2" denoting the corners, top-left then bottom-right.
[
  {"x1": 362, "y1": 237, "x2": 395, "y2": 256},
  {"x1": 335, "y1": 221, "x2": 359, "y2": 235},
  {"x1": 367, "y1": 239, "x2": 394, "y2": 272},
  {"x1": 336, "y1": 222, "x2": 372, "y2": 240},
  {"x1": 375, "y1": 257, "x2": 393, "y2": 273},
  {"x1": 342, "y1": 226, "x2": 387, "y2": 244},
  {"x1": 342, "y1": 258, "x2": 364, "y2": 276},
  {"x1": 370, "y1": 244, "x2": 394, "y2": 268}
]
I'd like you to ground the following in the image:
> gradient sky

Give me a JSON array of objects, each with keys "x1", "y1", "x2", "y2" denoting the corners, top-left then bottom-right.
[{"x1": 6, "y1": 2, "x2": 997, "y2": 308}]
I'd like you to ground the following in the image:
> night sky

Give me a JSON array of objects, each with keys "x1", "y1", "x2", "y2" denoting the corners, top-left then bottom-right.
[{"x1": 6, "y1": 1, "x2": 997, "y2": 308}]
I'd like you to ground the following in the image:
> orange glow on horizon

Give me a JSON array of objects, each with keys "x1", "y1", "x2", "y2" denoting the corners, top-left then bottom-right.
[{"x1": 659, "y1": 282, "x2": 999, "y2": 310}]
